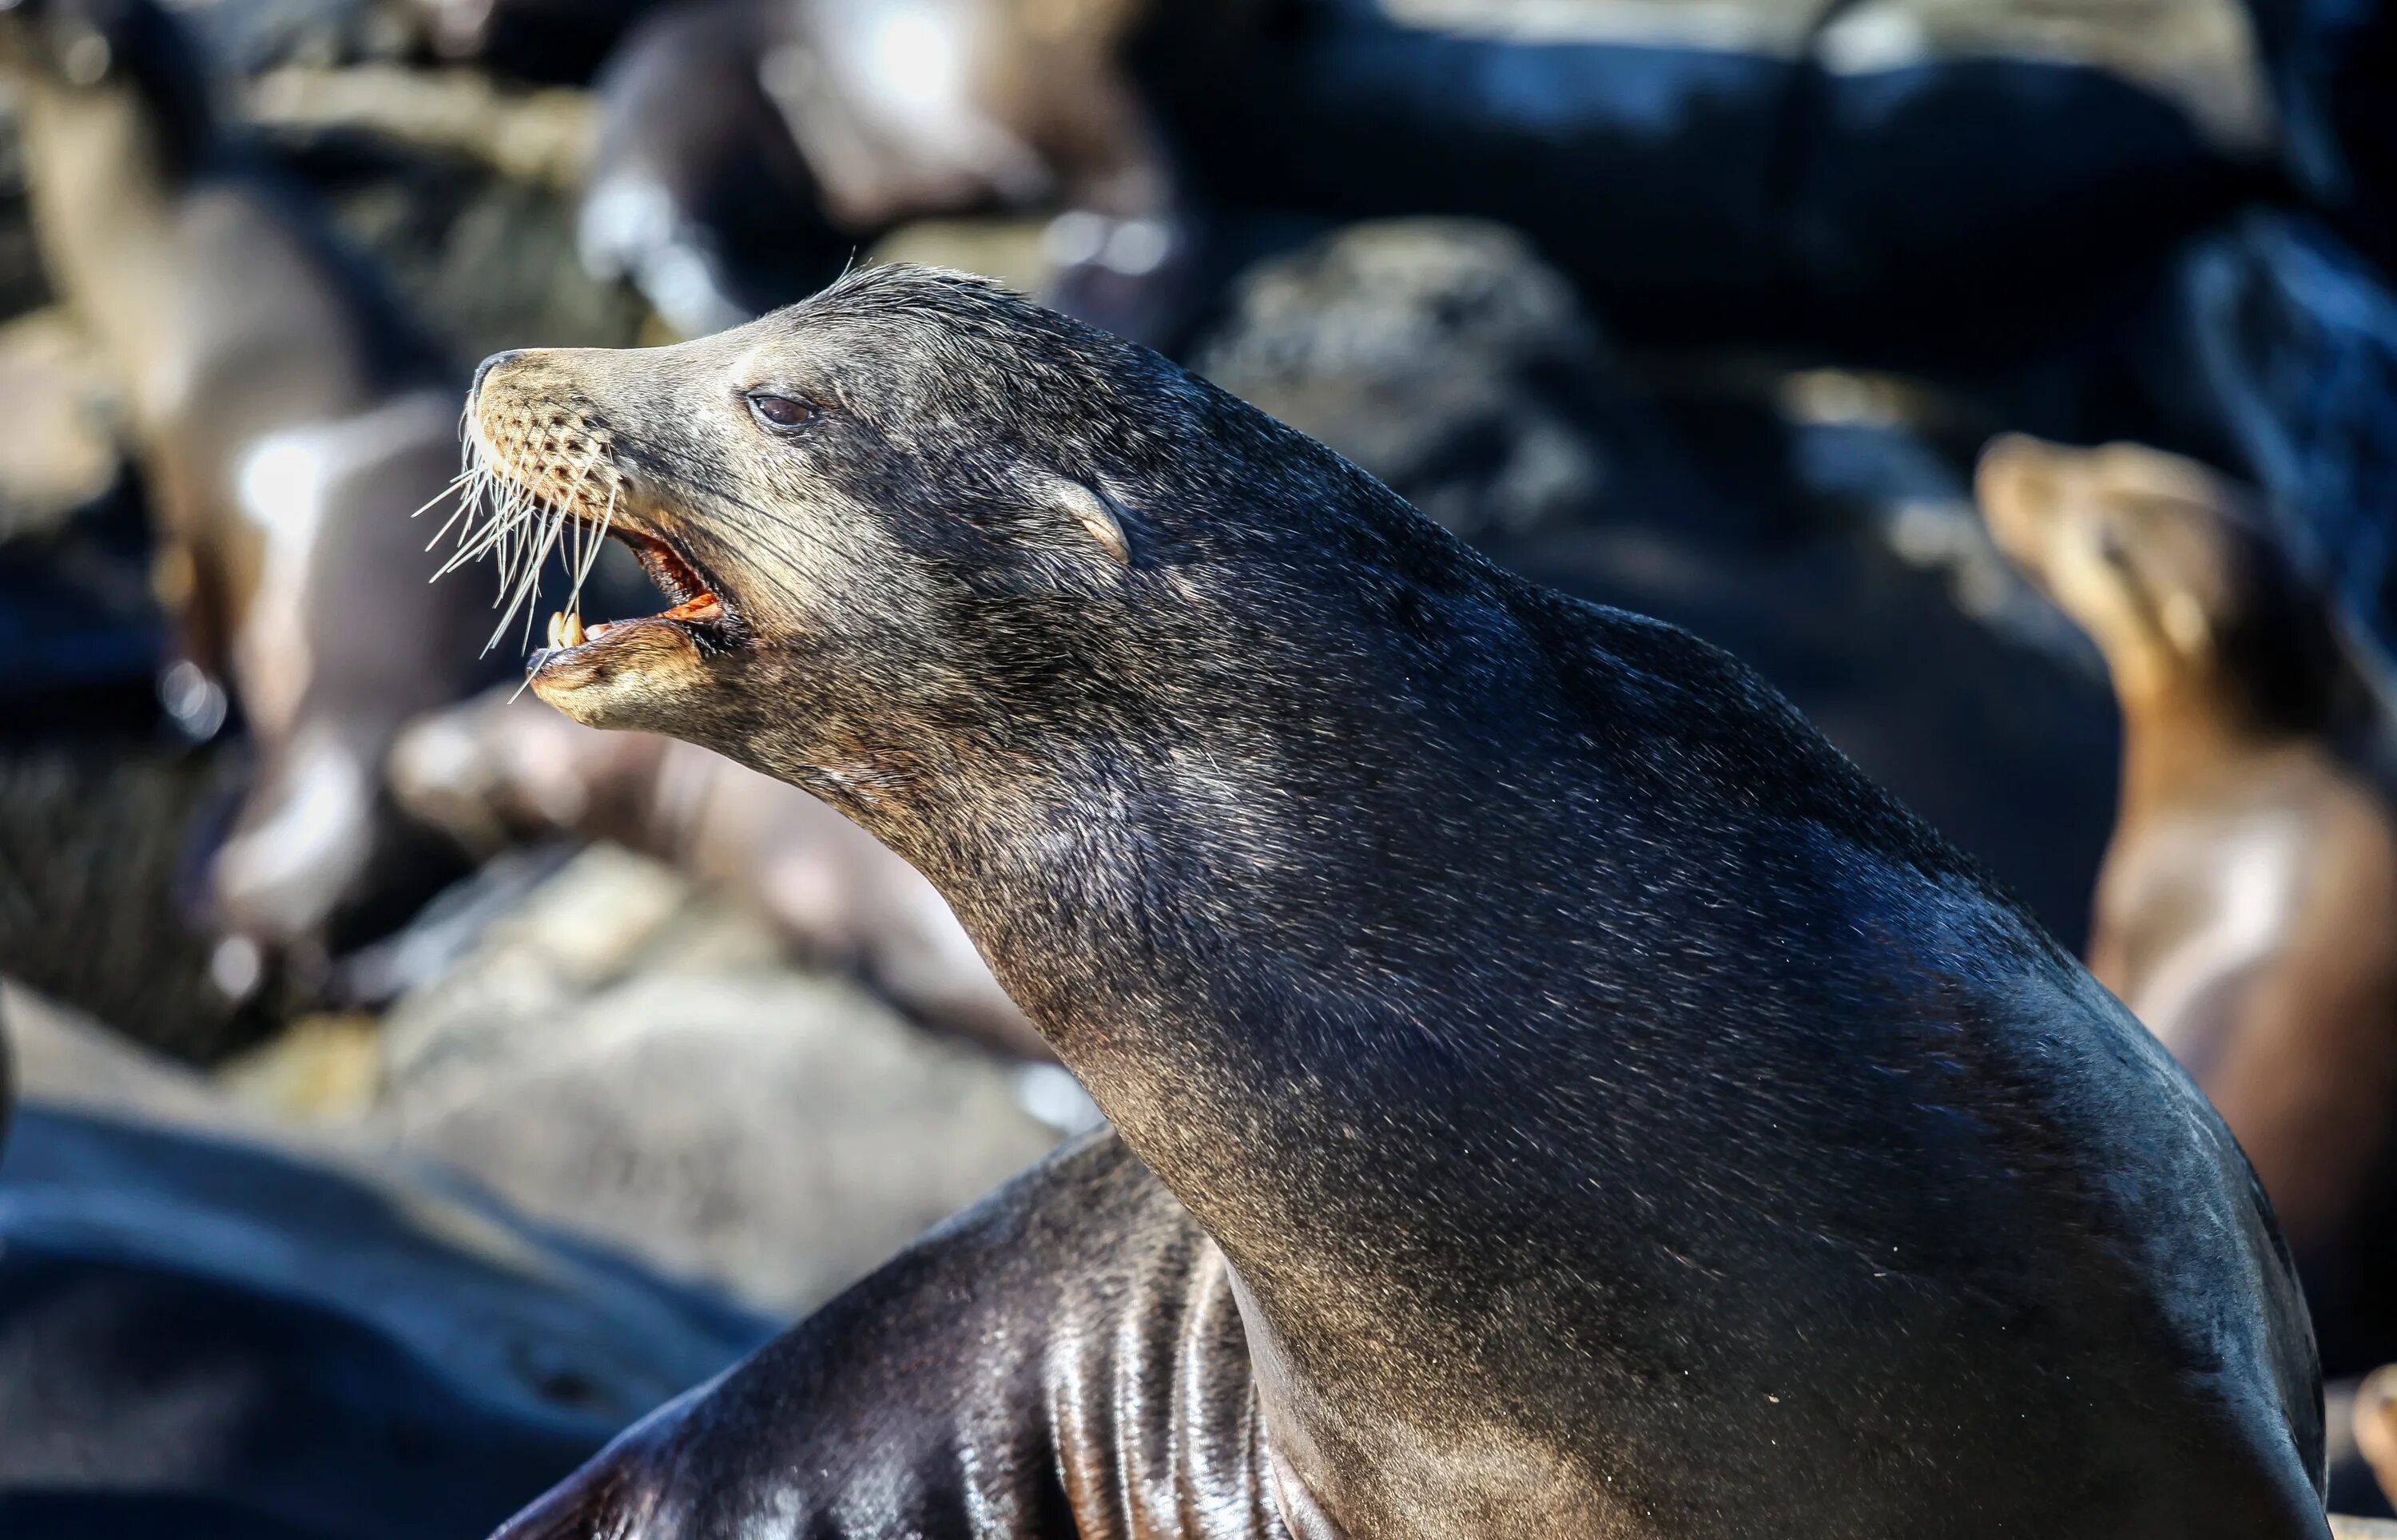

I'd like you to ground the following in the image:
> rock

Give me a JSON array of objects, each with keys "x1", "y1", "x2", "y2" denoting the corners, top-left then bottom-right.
[
  {"x1": 1195, "y1": 219, "x2": 1620, "y2": 542},
  {"x1": 386, "y1": 688, "x2": 1047, "y2": 1055},
  {"x1": 0, "y1": 980, "x2": 768, "y2": 1540},
  {"x1": 219, "y1": 1011, "x2": 384, "y2": 1121},
  {"x1": 169, "y1": 0, "x2": 415, "y2": 75},
  {"x1": 372, "y1": 846, "x2": 1066, "y2": 1313},
  {"x1": 264, "y1": 120, "x2": 655, "y2": 367},
  {"x1": 246, "y1": 65, "x2": 598, "y2": 192},
  {"x1": 401, "y1": 0, "x2": 670, "y2": 85}
]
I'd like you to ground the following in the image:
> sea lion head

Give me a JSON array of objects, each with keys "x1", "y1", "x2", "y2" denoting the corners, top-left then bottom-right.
[
  {"x1": 1974, "y1": 433, "x2": 2341, "y2": 725},
  {"x1": 463, "y1": 263, "x2": 1437, "y2": 858}
]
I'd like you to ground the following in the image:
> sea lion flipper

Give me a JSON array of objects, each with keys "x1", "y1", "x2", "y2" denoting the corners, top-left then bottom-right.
[{"x1": 489, "y1": 1131, "x2": 1281, "y2": 1540}]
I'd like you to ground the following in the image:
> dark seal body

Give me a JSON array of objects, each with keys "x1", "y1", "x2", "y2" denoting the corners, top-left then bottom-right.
[{"x1": 465, "y1": 267, "x2": 2325, "y2": 1538}]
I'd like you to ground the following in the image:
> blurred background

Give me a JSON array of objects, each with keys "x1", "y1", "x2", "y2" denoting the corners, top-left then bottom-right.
[{"x1": 0, "y1": 0, "x2": 2393, "y2": 1532}]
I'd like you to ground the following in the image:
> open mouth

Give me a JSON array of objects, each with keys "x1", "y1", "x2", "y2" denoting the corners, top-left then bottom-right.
[
  {"x1": 427, "y1": 437, "x2": 745, "y2": 673},
  {"x1": 535, "y1": 522, "x2": 741, "y2": 661}
]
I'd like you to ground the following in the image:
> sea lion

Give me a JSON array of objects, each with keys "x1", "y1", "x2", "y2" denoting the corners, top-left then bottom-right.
[
  {"x1": 0, "y1": 986, "x2": 769, "y2": 1540},
  {"x1": 1185, "y1": 0, "x2": 2254, "y2": 353},
  {"x1": 1977, "y1": 431, "x2": 2397, "y2": 1375},
  {"x1": 578, "y1": 0, "x2": 1221, "y2": 342},
  {"x1": 464, "y1": 266, "x2": 2323, "y2": 1537},
  {"x1": 387, "y1": 687, "x2": 1044, "y2": 1054},
  {"x1": 0, "y1": 0, "x2": 503, "y2": 965}
]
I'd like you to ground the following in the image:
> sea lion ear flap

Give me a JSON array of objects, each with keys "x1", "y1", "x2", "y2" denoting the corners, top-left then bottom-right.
[{"x1": 1015, "y1": 467, "x2": 1132, "y2": 567}]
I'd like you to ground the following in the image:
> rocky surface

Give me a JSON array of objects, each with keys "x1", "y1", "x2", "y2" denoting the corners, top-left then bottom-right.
[
  {"x1": 0, "y1": 979, "x2": 767, "y2": 1540},
  {"x1": 264, "y1": 845, "x2": 1071, "y2": 1315},
  {"x1": 387, "y1": 688, "x2": 1046, "y2": 1056}
]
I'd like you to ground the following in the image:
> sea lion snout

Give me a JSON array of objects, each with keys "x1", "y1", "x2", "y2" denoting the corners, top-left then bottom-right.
[
  {"x1": 1973, "y1": 435, "x2": 2277, "y2": 701},
  {"x1": 466, "y1": 344, "x2": 745, "y2": 735},
  {"x1": 469, "y1": 349, "x2": 629, "y2": 530},
  {"x1": 1971, "y1": 431, "x2": 2074, "y2": 572}
]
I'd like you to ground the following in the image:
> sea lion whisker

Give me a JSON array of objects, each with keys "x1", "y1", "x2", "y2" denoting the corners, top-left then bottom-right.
[
  {"x1": 487, "y1": 502, "x2": 559, "y2": 653},
  {"x1": 417, "y1": 470, "x2": 492, "y2": 553},
  {"x1": 568, "y1": 480, "x2": 618, "y2": 622},
  {"x1": 435, "y1": 483, "x2": 523, "y2": 578},
  {"x1": 502, "y1": 492, "x2": 582, "y2": 654},
  {"x1": 557, "y1": 445, "x2": 607, "y2": 621},
  {"x1": 437, "y1": 448, "x2": 507, "y2": 566},
  {"x1": 469, "y1": 474, "x2": 551, "y2": 648},
  {"x1": 407, "y1": 470, "x2": 475, "y2": 523}
]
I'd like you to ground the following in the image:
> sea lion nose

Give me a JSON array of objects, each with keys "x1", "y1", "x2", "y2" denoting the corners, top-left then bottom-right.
[{"x1": 471, "y1": 349, "x2": 523, "y2": 400}]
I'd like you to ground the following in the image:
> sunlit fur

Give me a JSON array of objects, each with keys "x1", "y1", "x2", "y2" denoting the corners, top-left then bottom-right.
[
  {"x1": 1981, "y1": 434, "x2": 2397, "y2": 1378},
  {"x1": 463, "y1": 266, "x2": 2325, "y2": 1538}
]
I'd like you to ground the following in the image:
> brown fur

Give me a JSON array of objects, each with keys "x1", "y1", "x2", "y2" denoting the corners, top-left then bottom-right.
[{"x1": 1978, "y1": 431, "x2": 2397, "y2": 1372}]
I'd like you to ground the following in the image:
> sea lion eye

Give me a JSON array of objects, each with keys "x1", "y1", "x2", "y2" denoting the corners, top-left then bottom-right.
[{"x1": 745, "y1": 391, "x2": 820, "y2": 431}]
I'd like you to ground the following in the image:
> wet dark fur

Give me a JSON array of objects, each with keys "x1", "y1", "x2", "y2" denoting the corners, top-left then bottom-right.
[
  {"x1": 498, "y1": 1133, "x2": 1282, "y2": 1540},
  {"x1": 479, "y1": 267, "x2": 2326, "y2": 1538}
]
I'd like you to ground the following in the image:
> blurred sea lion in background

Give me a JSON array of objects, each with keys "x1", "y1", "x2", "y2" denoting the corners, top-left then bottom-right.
[
  {"x1": 1189, "y1": 0, "x2": 2268, "y2": 356},
  {"x1": 388, "y1": 689, "x2": 1044, "y2": 1056},
  {"x1": 0, "y1": 0, "x2": 503, "y2": 977},
  {"x1": 578, "y1": 0, "x2": 1240, "y2": 341},
  {"x1": 2354, "y1": 1363, "x2": 2397, "y2": 1513},
  {"x1": 1978, "y1": 431, "x2": 2397, "y2": 1375}
]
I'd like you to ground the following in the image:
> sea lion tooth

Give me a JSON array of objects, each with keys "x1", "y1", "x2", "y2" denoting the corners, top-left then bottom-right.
[
  {"x1": 563, "y1": 613, "x2": 586, "y2": 648},
  {"x1": 547, "y1": 611, "x2": 564, "y2": 649}
]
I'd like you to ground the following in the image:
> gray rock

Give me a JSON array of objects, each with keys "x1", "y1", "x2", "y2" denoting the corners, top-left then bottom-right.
[
  {"x1": 372, "y1": 846, "x2": 1066, "y2": 1314},
  {"x1": 1195, "y1": 219, "x2": 1618, "y2": 542}
]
